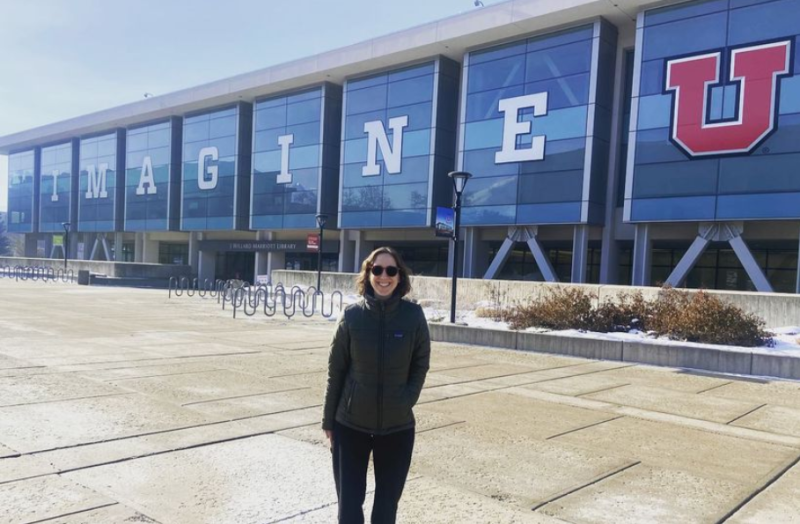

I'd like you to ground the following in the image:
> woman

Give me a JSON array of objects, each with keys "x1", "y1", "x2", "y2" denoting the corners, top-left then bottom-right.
[{"x1": 322, "y1": 246, "x2": 430, "y2": 524}]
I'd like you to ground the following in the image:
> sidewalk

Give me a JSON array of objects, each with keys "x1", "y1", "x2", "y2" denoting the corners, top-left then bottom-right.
[{"x1": 1, "y1": 280, "x2": 799, "y2": 523}]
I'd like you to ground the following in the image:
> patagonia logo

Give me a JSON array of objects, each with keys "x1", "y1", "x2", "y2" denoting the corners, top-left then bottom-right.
[{"x1": 394, "y1": 332, "x2": 404, "y2": 339}]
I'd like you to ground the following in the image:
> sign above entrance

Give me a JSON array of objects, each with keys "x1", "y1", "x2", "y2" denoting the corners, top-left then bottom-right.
[
  {"x1": 197, "y1": 239, "x2": 338, "y2": 253},
  {"x1": 307, "y1": 234, "x2": 320, "y2": 251}
]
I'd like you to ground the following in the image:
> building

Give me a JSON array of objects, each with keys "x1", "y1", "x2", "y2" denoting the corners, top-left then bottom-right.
[{"x1": 2, "y1": 0, "x2": 800, "y2": 293}]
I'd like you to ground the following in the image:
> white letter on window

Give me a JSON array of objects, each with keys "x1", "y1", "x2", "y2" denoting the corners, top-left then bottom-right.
[
  {"x1": 136, "y1": 156, "x2": 157, "y2": 195},
  {"x1": 85, "y1": 163, "x2": 109, "y2": 199},
  {"x1": 50, "y1": 170, "x2": 60, "y2": 202},
  {"x1": 362, "y1": 116, "x2": 409, "y2": 176},
  {"x1": 197, "y1": 147, "x2": 219, "y2": 190},
  {"x1": 495, "y1": 92, "x2": 548, "y2": 164},
  {"x1": 277, "y1": 134, "x2": 294, "y2": 184}
]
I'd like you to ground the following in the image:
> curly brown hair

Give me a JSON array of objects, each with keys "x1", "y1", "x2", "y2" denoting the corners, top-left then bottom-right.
[{"x1": 355, "y1": 246, "x2": 413, "y2": 298}]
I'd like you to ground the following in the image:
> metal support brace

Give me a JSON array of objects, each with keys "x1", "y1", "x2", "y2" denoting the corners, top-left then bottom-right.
[
  {"x1": 665, "y1": 234, "x2": 712, "y2": 288},
  {"x1": 571, "y1": 225, "x2": 590, "y2": 283},
  {"x1": 525, "y1": 228, "x2": 558, "y2": 282},
  {"x1": 90, "y1": 238, "x2": 101, "y2": 260},
  {"x1": 483, "y1": 227, "x2": 559, "y2": 282},
  {"x1": 729, "y1": 234, "x2": 774, "y2": 293},
  {"x1": 631, "y1": 224, "x2": 651, "y2": 286},
  {"x1": 483, "y1": 236, "x2": 515, "y2": 280}
]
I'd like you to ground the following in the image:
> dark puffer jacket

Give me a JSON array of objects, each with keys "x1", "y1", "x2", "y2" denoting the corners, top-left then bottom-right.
[{"x1": 322, "y1": 292, "x2": 430, "y2": 435}]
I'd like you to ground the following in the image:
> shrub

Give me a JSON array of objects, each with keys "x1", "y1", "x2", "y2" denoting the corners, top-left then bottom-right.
[
  {"x1": 647, "y1": 288, "x2": 771, "y2": 347},
  {"x1": 496, "y1": 285, "x2": 772, "y2": 347},
  {"x1": 504, "y1": 287, "x2": 596, "y2": 331},
  {"x1": 589, "y1": 291, "x2": 649, "y2": 333}
]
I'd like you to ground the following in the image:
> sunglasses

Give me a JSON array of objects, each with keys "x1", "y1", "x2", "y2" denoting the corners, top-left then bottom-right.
[{"x1": 370, "y1": 265, "x2": 399, "y2": 277}]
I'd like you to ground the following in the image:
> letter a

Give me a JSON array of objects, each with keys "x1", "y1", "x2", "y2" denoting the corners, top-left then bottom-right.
[
  {"x1": 136, "y1": 156, "x2": 157, "y2": 195},
  {"x1": 363, "y1": 116, "x2": 409, "y2": 176},
  {"x1": 665, "y1": 40, "x2": 792, "y2": 157}
]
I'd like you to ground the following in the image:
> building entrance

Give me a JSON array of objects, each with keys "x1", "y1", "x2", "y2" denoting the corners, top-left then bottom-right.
[{"x1": 215, "y1": 252, "x2": 255, "y2": 283}]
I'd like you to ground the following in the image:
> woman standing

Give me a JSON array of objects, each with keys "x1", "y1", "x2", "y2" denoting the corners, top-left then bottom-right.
[{"x1": 322, "y1": 246, "x2": 430, "y2": 524}]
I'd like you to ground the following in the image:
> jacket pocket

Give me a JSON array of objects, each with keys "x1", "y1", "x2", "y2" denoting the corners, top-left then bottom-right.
[{"x1": 346, "y1": 380, "x2": 357, "y2": 414}]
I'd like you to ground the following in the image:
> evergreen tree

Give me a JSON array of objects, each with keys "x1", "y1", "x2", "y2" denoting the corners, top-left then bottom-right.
[{"x1": 0, "y1": 214, "x2": 11, "y2": 256}]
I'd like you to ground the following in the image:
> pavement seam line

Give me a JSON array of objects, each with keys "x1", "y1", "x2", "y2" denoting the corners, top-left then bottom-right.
[
  {"x1": 725, "y1": 403, "x2": 768, "y2": 425},
  {"x1": 49, "y1": 421, "x2": 321, "y2": 477},
  {"x1": 0, "y1": 392, "x2": 136, "y2": 409},
  {"x1": 546, "y1": 415, "x2": 625, "y2": 440},
  {"x1": 425, "y1": 362, "x2": 592, "y2": 390},
  {"x1": 715, "y1": 451, "x2": 800, "y2": 524},
  {"x1": 695, "y1": 381, "x2": 734, "y2": 395},
  {"x1": 415, "y1": 420, "x2": 467, "y2": 434},
  {"x1": 104, "y1": 369, "x2": 221, "y2": 382},
  {"x1": 22, "y1": 502, "x2": 119, "y2": 524},
  {"x1": 27, "y1": 404, "x2": 323, "y2": 455},
  {"x1": 180, "y1": 386, "x2": 311, "y2": 406},
  {"x1": 574, "y1": 383, "x2": 632, "y2": 397},
  {"x1": 530, "y1": 461, "x2": 642, "y2": 512}
]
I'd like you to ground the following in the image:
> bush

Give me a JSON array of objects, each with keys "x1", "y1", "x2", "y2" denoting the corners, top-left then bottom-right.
[
  {"x1": 505, "y1": 287, "x2": 596, "y2": 331},
  {"x1": 647, "y1": 288, "x2": 771, "y2": 347},
  {"x1": 497, "y1": 285, "x2": 772, "y2": 347}
]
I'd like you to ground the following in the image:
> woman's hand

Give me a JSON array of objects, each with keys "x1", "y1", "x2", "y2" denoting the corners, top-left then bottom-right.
[{"x1": 324, "y1": 429, "x2": 333, "y2": 450}]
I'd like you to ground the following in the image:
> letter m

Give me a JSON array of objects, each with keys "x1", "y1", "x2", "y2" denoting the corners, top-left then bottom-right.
[{"x1": 85, "y1": 163, "x2": 109, "y2": 199}]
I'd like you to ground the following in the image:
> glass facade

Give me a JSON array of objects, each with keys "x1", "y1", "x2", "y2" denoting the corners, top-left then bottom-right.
[
  {"x1": 78, "y1": 131, "x2": 123, "y2": 232},
  {"x1": 39, "y1": 141, "x2": 77, "y2": 233},
  {"x1": 628, "y1": 0, "x2": 800, "y2": 221},
  {"x1": 125, "y1": 118, "x2": 182, "y2": 231},
  {"x1": 251, "y1": 85, "x2": 341, "y2": 230},
  {"x1": 7, "y1": 149, "x2": 37, "y2": 233},
  {"x1": 459, "y1": 21, "x2": 617, "y2": 226},
  {"x1": 339, "y1": 59, "x2": 460, "y2": 229},
  {"x1": 182, "y1": 104, "x2": 252, "y2": 231}
]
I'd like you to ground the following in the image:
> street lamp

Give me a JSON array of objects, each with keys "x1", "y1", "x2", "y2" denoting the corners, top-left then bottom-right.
[
  {"x1": 315, "y1": 214, "x2": 328, "y2": 293},
  {"x1": 61, "y1": 222, "x2": 71, "y2": 270},
  {"x1": 448, "y1": 171, "x2": 472, "y2": 323}
]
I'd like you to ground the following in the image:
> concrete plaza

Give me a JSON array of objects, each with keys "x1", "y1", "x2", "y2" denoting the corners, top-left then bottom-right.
[{"x1": 1, "y1": 280, "x2": 799, "y2": 523}]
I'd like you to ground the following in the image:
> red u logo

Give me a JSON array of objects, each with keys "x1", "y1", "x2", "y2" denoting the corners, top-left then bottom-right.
[{"x1": 665, "y1": 40, "x2": 792, "y2": 157}]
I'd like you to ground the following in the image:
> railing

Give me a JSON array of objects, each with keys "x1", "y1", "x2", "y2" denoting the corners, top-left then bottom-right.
[
  {"x1": 168, "y1": 277, "x2": 344, "y2": 320},
  {"x1": 0, "y1": 265, "x2": 75, "y2": 283}
]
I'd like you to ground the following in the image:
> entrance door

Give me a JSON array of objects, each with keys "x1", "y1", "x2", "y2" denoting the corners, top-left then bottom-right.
[{"x1": 215, "y1": 252, "x2": 256, "y2": 283}]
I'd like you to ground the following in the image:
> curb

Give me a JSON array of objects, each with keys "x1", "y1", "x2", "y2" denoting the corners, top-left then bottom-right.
[{"x1": 428, "y1": 323, "x2": 800, "y2": 381}]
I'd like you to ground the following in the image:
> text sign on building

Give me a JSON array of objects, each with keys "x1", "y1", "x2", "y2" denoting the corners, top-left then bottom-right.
[
  {"x1": 124, "y1": 118, "x2": 182, "y2": 231},
  {"x1": 625, "y1": 0, "x2": 800, "y2": 222},
  {"x1": 78, "y1": 130, "x2": 124, "y2": 233},
  {"x1": 458, "y1": 21, "x2": 617, "y2": 227},
  {"x1": 250, "y1": 85, "x2": 342, "y2": 231},
  {"x1": 307, "y1": 233, "x2": 320, "y2": 251},
  {"x1": 39, "y1": 140, "x2": 78, "y2": 233},
  {"x1": 182, "y1": 103, "x2": 252, "y2": 231},
  {"x1": 339, "y1": 58, "x2": 460, "y2": 229}
]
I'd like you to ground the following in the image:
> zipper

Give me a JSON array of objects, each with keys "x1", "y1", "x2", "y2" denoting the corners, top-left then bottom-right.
[
  {"x1": 346, "y1": 380, "x2": 356, "y2": 413},
  {"x1": 378, "y1": 301, "x2": 385, "y2": 430}
]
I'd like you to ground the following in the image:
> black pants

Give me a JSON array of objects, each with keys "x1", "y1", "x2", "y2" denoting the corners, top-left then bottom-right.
[{"x1": 332, "y1": 421, "x2": 415, "y2": 524}]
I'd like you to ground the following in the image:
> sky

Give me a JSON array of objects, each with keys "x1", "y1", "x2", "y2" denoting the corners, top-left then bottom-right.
[{"x1": 0, "y1": 0, "x2": 501, "y2": 212}]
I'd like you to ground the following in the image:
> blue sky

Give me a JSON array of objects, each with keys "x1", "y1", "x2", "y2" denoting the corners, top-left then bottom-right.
[{"x1": 0, "y1": 0, "x2": 498, "y2": 212}]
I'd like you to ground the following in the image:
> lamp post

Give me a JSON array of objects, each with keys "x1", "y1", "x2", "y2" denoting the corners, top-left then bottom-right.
[
  {"x1": 448, "y1": 171, "x2": 472, "y2": 323},
  {"x1": 61, "y1": 222, "x2": 71, "y2": 270},
  {"x1": 315, "y1": 214, "x2": 328, "y2": 293}
]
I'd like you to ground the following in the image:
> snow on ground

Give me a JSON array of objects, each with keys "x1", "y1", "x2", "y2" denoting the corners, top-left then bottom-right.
[
  {"x1": 420, "y1": 304, "x2": 800, "y2": 357},
  {"x1": 317, "y1": 292, "x2": 800, "y2": 357}
]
